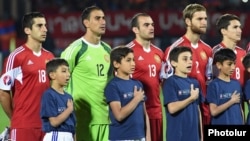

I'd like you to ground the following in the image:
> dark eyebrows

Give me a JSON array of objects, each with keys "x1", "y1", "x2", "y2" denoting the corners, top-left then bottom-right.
[{"x1": 95, "y1": 15, "x2": 105, "y2": 19}]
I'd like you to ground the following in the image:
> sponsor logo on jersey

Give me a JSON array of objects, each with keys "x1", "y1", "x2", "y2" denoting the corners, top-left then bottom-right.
[
  {"x1": 138, "y1": 56, "x2": 144, "y2": 60},
  {"x1": 154, "y1": 54, "x2": 161, "y2": 63},
  {"x1": 104, "y1": 54, "x2": 110, "y2": 62},
  {"x1": 3, "y1": 75, "x2": 11, "y2": 86},
  {"x1": 200, "y1": 51, "x2": 207, "y2": 60},
  {"x1": 27, "y1": 60, "x2": 34, "y2": 65}
]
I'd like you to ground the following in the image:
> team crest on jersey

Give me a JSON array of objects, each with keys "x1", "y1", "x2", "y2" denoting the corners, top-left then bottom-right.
[
  {"x1": 104, "y1": 54, "x2": 110, "y2": 63},
  {"x1": 200, "y1": 51, "x2": 207, "y2": 60},
  {"x1": 154, "y1": 55, "x2": 161, "y2": 64},
  {"x1": 3, "y1": 75, "x2": 11, "y2": 86}
]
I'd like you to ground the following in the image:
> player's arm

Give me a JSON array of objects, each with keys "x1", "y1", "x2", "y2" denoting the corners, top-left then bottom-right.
[
  {"x1": 109, "y1": 86, "x2": 144, "y2": 122},
  {"x1": 144, "y1": 103, "x2": 151, "y2": 141},
  {"x1": 209, "y1": 91, "x2": 240, "y2": 117},
  {"x1": 168, "y1": 84, "x2": 199, "y2": 114},
  {"x1": 0, "y1": 90, "x2": 12, "y2": 119},
  {"x1": 48, "y1": 99, "x2": 74, "y2": 127}
]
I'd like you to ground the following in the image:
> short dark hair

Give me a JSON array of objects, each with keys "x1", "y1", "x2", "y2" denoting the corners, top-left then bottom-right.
[
  {"x1": 242, "y1": 53, "x2": 250, "y2": 69},
  {"x1": 213, "y1": 48, "x2": 236, "y2": 64},
  {"x1": 216, "y1": 14, "x2": 240, "y2": 36},
  {"x1": 110, "y1": 46, "x2": 134, "y2": 70},
  {"x1": 81, "y1": 5, "x2": 102, "y2": 28},
  {"x1": 22, "y1": 12, "x2": 45, "y2": 30},
  {"x1": 46, "y1": 58, "x2": 69, "y2": 80},
  {"x1": 169, "y1": 46, "x2": 192, "y2": 63},
  {"x1": 130, "y1": 13, "x2": 150, "y2": 29}
]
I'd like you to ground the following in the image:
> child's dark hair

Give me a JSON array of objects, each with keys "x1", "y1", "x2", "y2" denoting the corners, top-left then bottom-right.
[
  {"x1": 110, "y1": 46, "x2": 133, "y2": 70},
  {"x1": 46, "y1": 58, "x2": 69, "y2": 80},
  {"x1": 169, "y1": 46, "x2": 192, "y2": 62},
  {"x1": 213, "y1": 48, "x2": 236, "y2": 64},
  {"x1": 242, "y1": 53, "x2": 250, "y2": 69}
]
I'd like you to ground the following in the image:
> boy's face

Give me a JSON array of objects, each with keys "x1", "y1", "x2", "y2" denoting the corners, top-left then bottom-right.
[
  {"x1": 216, "y1": 60, "x2": 236, "y2": 77},
  {"x1": 115, "y1": 53, "x2": 135, "y2": 76},
  {"x1": 171, "y1": 51, "x2": 192, "y2": 76},
  {"x1": 50, "y1": 65, "x2": 70, "y2": 86}
]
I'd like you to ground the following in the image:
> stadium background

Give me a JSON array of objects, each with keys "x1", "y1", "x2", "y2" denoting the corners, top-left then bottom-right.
[{"x1": 0, "y1": 0, "x2": 250, "y2": 139}]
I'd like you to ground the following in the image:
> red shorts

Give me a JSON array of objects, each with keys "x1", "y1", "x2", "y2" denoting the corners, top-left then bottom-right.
[
  {"x1": 10, "y1": 128, "x2": 45, "y2": 141},
  {"x1": 149, "y1": 118, "x2": 163, "y2": 141}
]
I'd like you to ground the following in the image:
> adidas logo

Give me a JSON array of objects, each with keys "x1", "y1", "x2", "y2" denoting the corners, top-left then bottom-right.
[
  {"x1": 138, "y1": 56, "x2": 144, "y2": 60},
  {"x1": 85, "y1": 56, "x2": 91, "y2": 60},
  {"x1": 27, "y1": 60, "x2": 33, "y2": 65}
]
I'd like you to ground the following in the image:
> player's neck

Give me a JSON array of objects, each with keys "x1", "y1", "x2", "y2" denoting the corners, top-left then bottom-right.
[
  {"x1": 25, "y1": 40, "x2": 42, "y2": 53},
  {"x1": 135, "y1": 38, "x2": 151, "y2": 49},
  {"x1": 83, "y1": 32, "x2": 101, "y2": 45},
  {"x1": 185, "y1": 32, "x2": 200, "y2": 44},
  {"x1": 222, "y1": 39, "x2": 237, "y2": 50}
]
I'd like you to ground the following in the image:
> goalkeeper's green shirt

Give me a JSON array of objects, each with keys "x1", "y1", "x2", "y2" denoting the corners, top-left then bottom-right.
[{"x1": 61, "y1": 38, "x2": 111, "y2": 124}]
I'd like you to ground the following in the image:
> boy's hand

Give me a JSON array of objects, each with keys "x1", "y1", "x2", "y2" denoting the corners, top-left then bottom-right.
[
  {"x1": 230, "y1": 91, "x2": 241, "y2": 104},
  {"x1": 133, "y1": 86, "x2": 144, "y2": 102},
  {"x1": 190, "y1": 84, "x2": 199, "y2": 101},
  {"x1": 67, "y1": 99, "x2": 74, "y2": 112}
]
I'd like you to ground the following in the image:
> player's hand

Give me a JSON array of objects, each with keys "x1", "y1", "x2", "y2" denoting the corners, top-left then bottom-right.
[
  {"x1": 67, "y1": 99, "x2": 74, "y2": 112},
  {"x1": 133, "y1": 86, "x2": 144, "y2": 102},
  {"x1": 230, "y1": 91, "x2": 241, "y2": 104},
  {"x1": 190, "y1": 84, "x2": 199, "y2": 101}
]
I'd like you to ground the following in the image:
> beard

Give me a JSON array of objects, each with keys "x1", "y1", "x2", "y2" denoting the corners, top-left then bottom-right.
[{"x1": 190, "y1": 24, "x2": 207, "y2": 35}]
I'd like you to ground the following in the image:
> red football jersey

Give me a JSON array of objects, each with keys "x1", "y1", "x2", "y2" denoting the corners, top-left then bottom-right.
[
  {"x1": 164, "y1": 36, "x2": 212, "y2": 95},
  {"x1": 0, "y1": 45, "x2": 54, "y2": 128},
  {"x1": 213, "y1": 43, "x2": 246, "y2": 86},
  {"x1": 127, "y1": 40, "x2": 164, "y2": 119}
]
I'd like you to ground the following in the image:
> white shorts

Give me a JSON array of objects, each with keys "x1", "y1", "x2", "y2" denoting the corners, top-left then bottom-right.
[{"x1": 43, "y1": 131, "x2": 73, "y2": 141}]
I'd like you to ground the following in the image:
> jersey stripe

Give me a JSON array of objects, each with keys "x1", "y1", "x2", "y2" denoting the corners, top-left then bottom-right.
[{"x1": 6, "y1": 46, "x2": 24, "y2": 72}]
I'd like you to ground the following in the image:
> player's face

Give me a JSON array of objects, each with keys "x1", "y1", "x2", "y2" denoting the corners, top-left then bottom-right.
[
  {"x1": 28, "y1": 17, "x2": 47, "y2": 43},
  {"x1": 86, "y1": 10, "x2": 106, "y2": 36},
  {"x1": 137, "y1": 16, "x2": 154, "y2": 40},
  {"x1": 189, "y1": 11, "x2": 207, "y2": 34},
  {"x1": 217, "y1": 60, "x2": 236, "y2": 77},
  {"x1": 173, "y1": 51, "x2": 192, "y2": 77},
  {"x1": 54, "y1": 65, "x2": 71, "y2": 87},
  {"x1": 116, "y1": 53, "x2": 135, "y2": 77},
  {"x1": 223, "y1": 20, "x2": 242, "y2": 42}
]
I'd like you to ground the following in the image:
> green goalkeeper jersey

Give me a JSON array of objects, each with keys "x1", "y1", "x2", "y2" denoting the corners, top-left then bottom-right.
[{"x1": 61, "y1": 38, "x2": 111, "y2": 124}]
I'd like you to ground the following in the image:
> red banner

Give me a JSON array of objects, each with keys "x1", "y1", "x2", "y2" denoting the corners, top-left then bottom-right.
[{"x1": 46, "y1": 10, "x2": 250, "y2": 38}]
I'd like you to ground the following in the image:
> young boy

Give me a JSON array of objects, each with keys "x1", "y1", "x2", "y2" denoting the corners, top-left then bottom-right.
[
  {"x1": 40, "y1": 58, "x2": 76, "y2": 141},
  {"x1": 206, "y1": 48, "x2": 244, "y2": 125},
  {"x1": 242, "y1": 53, "x2": 250, "y2": 124},
  {"x1": 162, "y1": 47, "x2": 203, "y2": 141},
  {"x1": 104, "y1": 46, "x2": 150, "y2": 141}
]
